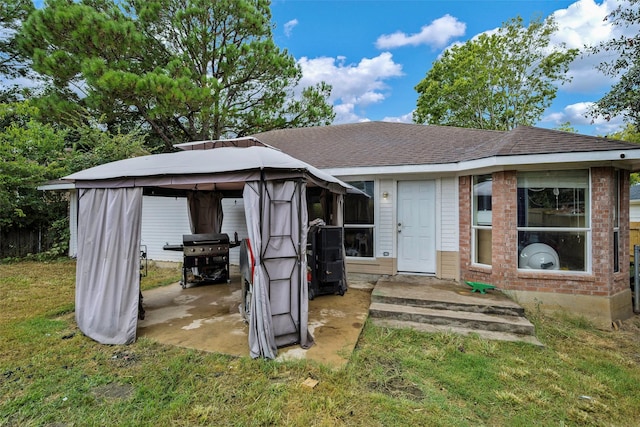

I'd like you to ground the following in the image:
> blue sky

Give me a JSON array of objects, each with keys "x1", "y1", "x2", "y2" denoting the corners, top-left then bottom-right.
[
  {"x1": 20, "y1": 0, "x2": 635, "y2": 136},
  {"x1": 270, "y1": 0, "x2": 634, "y2": 135}
]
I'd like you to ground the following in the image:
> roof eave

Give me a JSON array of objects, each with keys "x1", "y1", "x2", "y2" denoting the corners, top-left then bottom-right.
[{"x1": 322, "y1": 150, "x2": 640, "y2": 177}]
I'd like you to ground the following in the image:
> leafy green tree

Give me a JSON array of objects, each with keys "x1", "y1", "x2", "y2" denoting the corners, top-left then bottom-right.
[
  {"x1": 63, "y1": 120, "x2": 149, "y2": 173},
  {"x1": 608, "y1": 122, "x2": 640, "y2": 143},
  {"x1": 0, "y1": 100, "x2": 148, "y2": 257},
  {"x1": 554, "y1": 122, "x2": 578, "y2": 133},
  {"x1": 607, "y1": 123, "x2": 640, "y2": 184},
  {"x1": 0, "y1": 101, "x2": 68, "y2": 230},
  {"x1": 414, "y1": 16, "x2": 578, "y2": 130},
  {"x1": 590, "y1": 0, "x2": 640, "y2": 130},
  {"x1": 20, "y1": 0, "x2": 334, "y2": 151}
]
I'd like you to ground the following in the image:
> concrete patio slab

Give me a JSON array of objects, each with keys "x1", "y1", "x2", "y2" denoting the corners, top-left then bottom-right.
[{"x1": 137, "y1": 269, "x2": 374, "y2": 368}]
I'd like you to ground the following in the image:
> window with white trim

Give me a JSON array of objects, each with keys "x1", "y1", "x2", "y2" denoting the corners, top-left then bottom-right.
[
  {"x1": 344, "y1": 181, "x2": 374, "y2": 257},
  {"x1": 472, "y1": 175, "x2": 492, "y2": 265},
  {"x1": 517, "y1": 170, "x2": 590, "y2": 272}
]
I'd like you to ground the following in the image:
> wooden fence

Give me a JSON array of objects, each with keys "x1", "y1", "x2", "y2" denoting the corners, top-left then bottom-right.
[
  {"x1": 632, "y1": 223, "x2": 640, "y2": 262},
  {"x1": 0, "y1": 227, "x2": 57, "y2": 258}
]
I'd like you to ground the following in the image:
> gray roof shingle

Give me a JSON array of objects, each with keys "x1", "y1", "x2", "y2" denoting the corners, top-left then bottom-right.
[{"x1": 249, "y1": 122, "x2": 640, "y2": 169}]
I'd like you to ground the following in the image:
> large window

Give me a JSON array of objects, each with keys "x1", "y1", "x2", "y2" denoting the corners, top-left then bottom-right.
[
  {"x1": 472, "y1": 175, "x2": 492, "y2": 265},
  {"x1": 344, "y1": 181, "x2": 374, "y2": 257},
  {"x1": 517, "y1": 170, "x2": 589, "y2": 272}
]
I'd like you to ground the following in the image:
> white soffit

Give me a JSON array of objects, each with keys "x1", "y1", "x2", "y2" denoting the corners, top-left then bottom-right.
[{"x1": 323, "y1": 150, "x2": 640, "y2": 177}]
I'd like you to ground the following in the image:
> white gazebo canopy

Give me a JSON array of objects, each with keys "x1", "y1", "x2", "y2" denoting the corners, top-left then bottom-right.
[{"x1": 63, "y1": 144, "x2": 354, "y2": 359}]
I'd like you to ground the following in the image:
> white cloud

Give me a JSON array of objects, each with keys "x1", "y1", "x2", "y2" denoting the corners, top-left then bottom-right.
[
  {"x1": 375, "y1": 14, "x2": 466, "y2": 50},
  {"x1": 551, "y1": 0, "x2": 638, "y2": 94},
  {"x1": 382, "y1": 111, "x2": 414, "y2": 123},
  {"x1": 433, "y1": 1, "x2": 630, "y2": 97},
  {"x1": 563, "y1": 102, "x2": 599, "y2": 124},
  {"x1": 297, "y1": 52, "x2": 403, "y2": 123},
  {"x1": 291, "y1": 0, "x2": 635, "y2": 129},
  {"x1": 433, "y1": 0, "x2": 635, "y2": 134},
  {"x1": 552, "y1": 0, "x2": 619, "y2": 49},
  {"x1": 284, "y1": 19, "x2": 298, "y2": 37},
  {"x1": 334, "y1": 103, "x2": 371, "y2": 123},
  {"x1": 542, "y1": 101, "x2": 626, "y2": 134}
]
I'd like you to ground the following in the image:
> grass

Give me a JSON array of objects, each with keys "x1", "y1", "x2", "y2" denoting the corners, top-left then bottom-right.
[{"x1": 1, "y1": 259, "x2": 640, "y2": 426}]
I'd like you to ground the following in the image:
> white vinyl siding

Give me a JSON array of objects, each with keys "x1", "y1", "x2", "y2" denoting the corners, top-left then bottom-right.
[
  {"x1": 439, "y1": 177, "x2": 459, "y2": 252},
  {"x1": 378, "y1": 179, "x2": 394, "y2": 257},
  {"x1": 138, "y1": 196, "x2": 248, "y2": 265},
  {"x1": 631, "y1": 202, "x2": 640, "y2": 222},
  {"x1": 69, "y1": 190, "x2": 78, "y2": 258},
  {"x1": 141, "y1": 196, "x2": 191, "y2": 262},
  {"x1": 220, "y1": 198, "x2": 248, "y2": 266}
]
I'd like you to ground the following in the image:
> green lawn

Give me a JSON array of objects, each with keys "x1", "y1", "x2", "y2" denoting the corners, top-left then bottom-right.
[{"x1": 1, "y1": 259, "x2": 639, "y2": 426}]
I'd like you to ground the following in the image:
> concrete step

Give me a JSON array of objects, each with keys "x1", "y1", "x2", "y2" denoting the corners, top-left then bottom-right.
[
  {"x1": 371, "y1": 291, "x2": 525, "y2": 317},
  {"x1": 372, "y1": 280, "x2": 526, "y2": 317},
  {"x1": 371, "y1": 318, "x2": 544, "y2": 346},
  {"x1": 369, "y1": 302, "x2": 536, "y2": 336}
]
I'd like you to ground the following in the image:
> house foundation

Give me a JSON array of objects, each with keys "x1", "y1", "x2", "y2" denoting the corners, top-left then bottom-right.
[{"x1": 502, "y1": 288, "x2": 633, "y2": 329}]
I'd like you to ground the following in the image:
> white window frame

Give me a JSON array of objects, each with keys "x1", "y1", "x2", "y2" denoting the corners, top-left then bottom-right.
[
  {"x1": 344, "y1": 180, "x2": 375, "y2": 258},
  {"x1": 516, "y1": 169, "x2": 592, "y2": 274},
  {"x1": 471, "y1": 174, "x2": 492, "y2": 266}
]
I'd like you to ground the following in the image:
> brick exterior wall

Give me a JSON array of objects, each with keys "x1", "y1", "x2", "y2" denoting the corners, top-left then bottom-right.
[
  {"x1": 459, "y1": 175, "x2": 473, "y2": 272},
  {"x1": 459, "y1": 167, "x2": 630, "y2": 298}
]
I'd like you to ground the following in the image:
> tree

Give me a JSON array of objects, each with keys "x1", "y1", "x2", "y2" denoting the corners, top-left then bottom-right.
[
  {"x1": 63, "y1": 119, "x2": 149, "y2": 173},
  {"x1": 0, "y1": 101, "x2": 148, "y2": 229},
  {"x1": 0, "y1": 101, "x2": 68, "y2": 231},
  {"x1": 590, "y1": 0, "x2": 640, "y2": 131},
  {"x1": 608, "y1": 122, "x2": 640, "y2": 144},
  {"x1": 608, "y1": 123, "x2": 640, "y2": 185},
  {"x1": 0, "y1": 0, "x2": 36, "y2": 101},
  {"x1": 20, "y1": 0, "x2": 334, "y2": 151},
  {"x1": 414, "y1": 16, "x2": 578, "y2": 131},
  {"x1": 554, "y1": 122, "x2": 578, "y2": 133},
  {"x1": 0, "y1": 100, "x2": 149, "y2": 256}
]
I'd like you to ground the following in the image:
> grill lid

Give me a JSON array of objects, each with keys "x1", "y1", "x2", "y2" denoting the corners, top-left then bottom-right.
[{"x1": 183, "y1": 233, "x2": 230, "y2": 246}]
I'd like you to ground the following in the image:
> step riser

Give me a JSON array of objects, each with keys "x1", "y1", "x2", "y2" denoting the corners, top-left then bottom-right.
[
  {"x1": 369, "y1": 308, "x2": 535, "y2": 336},
  {"x1": 371, "y1": 294, "x2": 525, "y2": 317},
  {"x1": 371, "y1": 319, "x2": 544, "y2": 346}
]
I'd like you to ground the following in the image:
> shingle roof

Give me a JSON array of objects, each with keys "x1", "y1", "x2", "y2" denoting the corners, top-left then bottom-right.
[
  {"x1": 250, "y1": 122, "x2": 640, "y2": 169},
  {"x1": 631, "y1": 184, "x2": 640, "y2": 200}
]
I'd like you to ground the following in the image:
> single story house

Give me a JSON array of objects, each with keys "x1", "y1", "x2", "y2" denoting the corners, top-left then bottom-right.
[
  {"x1": 229, "y1": 122, "x2": 638, "y2": 327},
  {"x1": 51, "y1": 122, "x2": 640, "y2": 328}
]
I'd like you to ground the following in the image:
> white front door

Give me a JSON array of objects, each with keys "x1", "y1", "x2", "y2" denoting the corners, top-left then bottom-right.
[{"x1": 397, "y1": 180, "x2": 436, "y2": 273}]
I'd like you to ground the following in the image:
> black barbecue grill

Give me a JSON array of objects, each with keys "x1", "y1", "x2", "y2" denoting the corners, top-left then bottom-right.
[{"x1": 164, "y1": 233, "x2": 232, "y2": 288}]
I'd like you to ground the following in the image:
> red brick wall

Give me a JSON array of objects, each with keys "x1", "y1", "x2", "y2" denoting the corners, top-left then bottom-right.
[
  {"x1": 491, "y1": 171, "x2": 518, "y2": 289},
  {"x1": 459, "y1": 167, "x2": 630, "y2": 298},
  {"x1": 591, "y1": 167, "x2": 614, "y2": 292},
  {"x1": 459, "y1": 176, "x2": 472, "y2": 270}
]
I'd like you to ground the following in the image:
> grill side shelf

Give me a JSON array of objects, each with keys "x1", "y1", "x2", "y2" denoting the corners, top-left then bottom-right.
[{"x1": 163, "y1": 244, "x2": 184, "y2": 251}]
